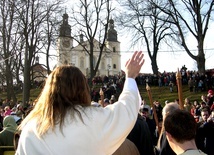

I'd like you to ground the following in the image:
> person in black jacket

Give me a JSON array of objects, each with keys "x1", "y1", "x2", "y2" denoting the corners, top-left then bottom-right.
[
  {"x1": 196, "y1": 108, "x2": 214, "y2": 155},
  {"x1": 127, "y1": 113, "x2": 155, "y2": 155},
  {"x1": 141, "y1": 107, "x2": 157, "y2": 146},
  {"x1": 207, "y1": 90, "x2": 214, "y2": 108}
]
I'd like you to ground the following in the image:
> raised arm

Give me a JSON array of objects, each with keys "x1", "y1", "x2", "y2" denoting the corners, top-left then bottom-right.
[{"x1": 125, "y1": 51, "x2": 145, "y2": 79}]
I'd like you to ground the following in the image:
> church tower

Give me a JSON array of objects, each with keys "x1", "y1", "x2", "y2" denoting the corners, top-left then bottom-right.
[
  {"x1": 105, "y1": 18, "x2": 121, "y2": 75},
  {"x1": 57, "y1": 13, "x2": 73, "y2": 66},
  {"x1": 56, "y1": 15, "x2": 121, "y2": 76}
]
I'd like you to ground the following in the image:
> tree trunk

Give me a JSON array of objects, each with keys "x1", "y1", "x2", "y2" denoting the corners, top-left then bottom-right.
[
  {"x1": 196, "y1": 36, "x2": 205, "y2": 74},
  {"x1": 22, "y1": 50, "x2": 31, "y2": 107},
  {"x1": 6, "y1": 64, "x2": 16, "y2": 103},
  {"x1": 196, "y1": 50, "x2": 205, "y2": 74},
  {"x1": 151, "y1": 58, "x2": 159, "y2": 75}
]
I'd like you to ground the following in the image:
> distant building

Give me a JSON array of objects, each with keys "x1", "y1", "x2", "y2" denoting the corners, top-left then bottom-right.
[
  {"x1": 56, "y1": 13, "x2": 121, "y2": 76},
  {"x1": 31, "y1": 56, "x2": 48, "y2": 82}
]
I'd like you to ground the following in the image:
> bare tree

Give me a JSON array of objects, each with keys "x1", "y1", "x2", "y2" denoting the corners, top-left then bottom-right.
[
  {"x1": 17, "y1": 0, "x2": 64, "y2": 106},
  {"x1": 69, "y1": 0, "x2": 114, "y2": 84},
  {"x1": 13, "y1": 35, "x2": 25, "y2": 88},
  {"x1": 0, "y1": 0, "x2": 23, "y2": 102},
  {"x1": 118, "y1": 0, "x2": 175, "y2": 75},
  {"x1": 39, "y1": 5, "x2": 63, "y2": 75},
  {"x1": 152, "y1": 0, "x2": 214, "y2": 74}
]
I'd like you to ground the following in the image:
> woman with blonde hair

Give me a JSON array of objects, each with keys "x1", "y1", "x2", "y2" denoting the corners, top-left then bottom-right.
[{"x1": 16, "y1": 51, "x2": 145, "y2": 155}]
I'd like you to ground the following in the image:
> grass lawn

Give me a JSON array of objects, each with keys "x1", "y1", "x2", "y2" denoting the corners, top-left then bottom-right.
[
  {"x1": 1, "y1": 84, "x2": 206, "y2": 106},
  {"x1": 139, "y1": 84, "x2": 206, "y2": 105}
]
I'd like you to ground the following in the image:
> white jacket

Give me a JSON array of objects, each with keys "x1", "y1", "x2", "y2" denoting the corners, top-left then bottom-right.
[{"x1": 16, "y1": 78, "x2": 141, "y2": 155}]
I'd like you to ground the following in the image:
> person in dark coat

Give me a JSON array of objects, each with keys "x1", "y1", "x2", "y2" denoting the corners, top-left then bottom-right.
[
  {"x1": 207, "y1": 89, "x2": 214, "y2": 108},
  {"x1": 141, "y1": 107, "x2": 157, "y2": 146},
  {"x1": 196, "y1": 108, "x2": 214, "y2": 155},
  {"x1": 153, "y1": 100, "x2": 163, "y2": 123},
  {"x1": 127, "y1": 113, "x2": 155, "y2": 155}
]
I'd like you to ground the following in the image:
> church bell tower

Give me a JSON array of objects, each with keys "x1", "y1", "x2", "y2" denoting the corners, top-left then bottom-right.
[
  {"x1": 57, "y1": 13, "x2": 73, "y2": 66},
  {"x1": 105, "y1": 18, "x2": 121, "y2": 75}
]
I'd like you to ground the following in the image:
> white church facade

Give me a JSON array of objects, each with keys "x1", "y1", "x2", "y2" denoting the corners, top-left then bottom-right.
[{"x1": 57, "y1": 13, "x2": 121, "y2": 77}]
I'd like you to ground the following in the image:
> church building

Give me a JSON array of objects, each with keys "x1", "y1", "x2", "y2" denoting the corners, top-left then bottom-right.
[{"x1": 57, "y1": 13, "x2": 121, "y2": 77}]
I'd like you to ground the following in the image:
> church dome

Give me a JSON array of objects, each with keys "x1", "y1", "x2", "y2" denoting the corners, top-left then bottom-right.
[{"x1": 107, "y1": 19, "x2": 117, "y2": 42}]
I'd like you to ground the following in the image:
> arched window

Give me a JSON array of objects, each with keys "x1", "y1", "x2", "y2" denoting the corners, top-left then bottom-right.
[
  {"x1": 93, "y1": 56, "x2": 97, "y2": 68},
  {"x1": 113, "y1": 47, "x2": 116, "y2": 52},
  {"x1": 80, "y1": 57, "x2": 84, "y2": 68},
  {"x1": 101, "y1": 61, "x2": 105, "y2": 69},
  {"x1": 113, "y1": 64, "x2": 116, "y2": 69}
]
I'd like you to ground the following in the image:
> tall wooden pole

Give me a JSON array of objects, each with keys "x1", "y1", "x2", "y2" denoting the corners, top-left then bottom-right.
[
  {"x1": 146, "y1": 83, "x2": 161, "y2": 134},
  {"x1": 176, "y1": 68, "x2": 184, "y2": 110}
]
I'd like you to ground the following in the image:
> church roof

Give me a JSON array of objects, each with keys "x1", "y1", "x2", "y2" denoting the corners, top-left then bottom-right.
[
  {"x1": 73, "y1": 38, "x2": 112, "y2": 53},
  {"x1": 32, "y1": 64, "x2": 47, "y2": 72}
]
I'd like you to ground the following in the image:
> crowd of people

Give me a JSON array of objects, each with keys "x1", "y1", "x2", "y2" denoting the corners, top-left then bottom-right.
[
  {"x1": 91, "y1": 65, "x2": 214, "y2": 90},
  {"x1": 0, "y1": 51, "x2": 214, "y2": 155}
]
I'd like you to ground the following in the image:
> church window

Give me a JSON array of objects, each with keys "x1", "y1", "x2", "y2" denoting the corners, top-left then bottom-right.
[
  {"x1": 80, "y1": 57, "x2": 84, "y2": 68},
  {"x1": 113, "y1": 47, "x2": 116, "y2": 52},
  {"x1": 113, "y1": 64, "x2": 116, "y2": 69},
  {"x1": 93, "y1": 56, "x2": 97, "y2": 68},
  {"x1": 71, "y1": 56, "x2": 76, "y2": 65},
  {"x1": 64, "y1": 60, "x2": 68, "y2": 65},
  {"x1": 101, "y1": 61, "x2": 105, "y2": 69}
]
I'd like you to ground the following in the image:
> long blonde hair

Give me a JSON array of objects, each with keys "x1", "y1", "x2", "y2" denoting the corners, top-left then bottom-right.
[{"x1": 19, "y1": 65, "x2": 91, "y2": 136}]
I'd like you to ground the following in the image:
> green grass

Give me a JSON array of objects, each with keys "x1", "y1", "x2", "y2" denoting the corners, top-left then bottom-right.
[
  {"x1": 139, "y1": 85, "x2": 205, "y2": 104},
  {"x1": 1, "y1": 84, "x2": 206, "y2": 105}
]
